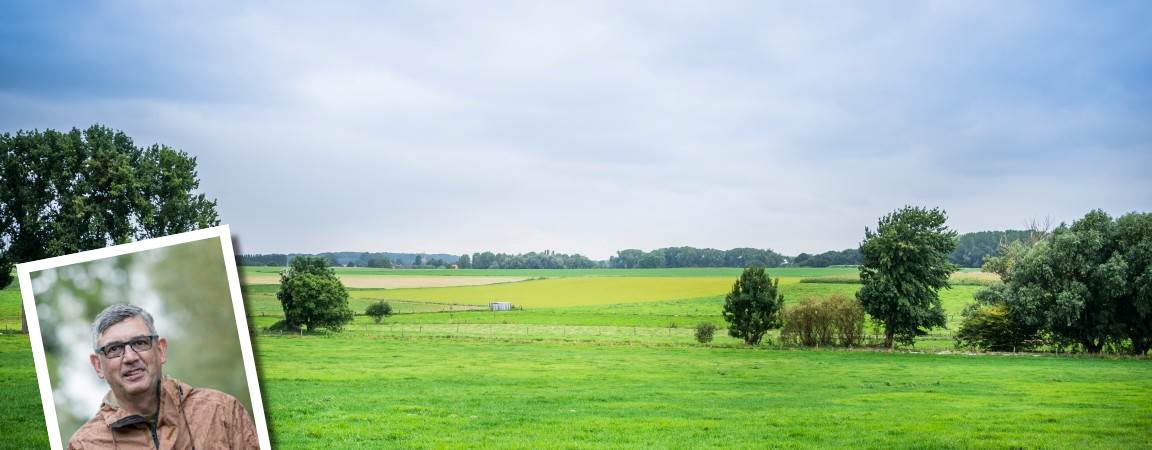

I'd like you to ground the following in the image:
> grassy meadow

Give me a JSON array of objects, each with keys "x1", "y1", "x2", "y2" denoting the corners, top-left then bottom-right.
[
  {"x1": 257, "y1": 338, "x2": 1151, "y2": 449},
  {"x1": 2, "y1": 267, "x2": 1150, "y2": 448}
]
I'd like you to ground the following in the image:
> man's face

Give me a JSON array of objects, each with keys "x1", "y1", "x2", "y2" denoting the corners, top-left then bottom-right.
[{"x1": 89, "y1": 316, "x2": 167, "y2": 399}]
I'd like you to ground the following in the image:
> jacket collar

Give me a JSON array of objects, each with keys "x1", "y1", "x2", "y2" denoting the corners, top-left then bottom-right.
[{"x1": 100, "y1": 377, "x2": 189, "y2": 431}]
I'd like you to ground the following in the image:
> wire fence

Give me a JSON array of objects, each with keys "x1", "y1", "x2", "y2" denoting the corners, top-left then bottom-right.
[
  {"x1": 0, "y1": 312, "x2": 1094, "y2": 354},
  {"x1": 250, "y1": 321, "x2": 970, "y2": 351},
  {"x1": 0, "y1": 315, "x2": 23, "y2": 332}
]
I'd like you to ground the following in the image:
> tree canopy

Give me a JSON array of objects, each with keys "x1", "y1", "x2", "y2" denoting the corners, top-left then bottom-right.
[
  {"x1": 721, "y1": 266, "x2": 785, "y2": 345},
  {"x1": 1, "y1": 125, "x2": 219, "y2": 331},
  {"x1": 857, "y1": 206, "x2": 958, "y2": 348},
  {"x1": 989, "y1": 210, "x2": 1152, "y2": 354},
  {"x1": 276, "y1": 256, "x2": 354, "y2": 332}
]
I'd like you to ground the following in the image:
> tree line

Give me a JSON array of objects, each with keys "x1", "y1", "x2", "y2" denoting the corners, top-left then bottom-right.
[
  {"x1": 238, "y1": 252, "x2": 458, "y2": 268},
  {"x1": 461, "y1": 250, "x2": 599, "y2": 269},
  {"x1": 241, "y1": 230, "x2": 1035, "y2": 270},
  {"x1": 790, "y1": 230, "x2": 1035, "y2": 268},
  {"x1": 610, "y1": 247, "x2": 786, "y2": 268}
]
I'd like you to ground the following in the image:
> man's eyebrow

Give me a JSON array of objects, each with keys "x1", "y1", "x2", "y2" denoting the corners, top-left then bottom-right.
[
  {"x1": 100, "y1": 335, "x2": 150, "y2": 347},
  {"x1": 98, "y1": 338, "x2": 131, "y2": 349}
]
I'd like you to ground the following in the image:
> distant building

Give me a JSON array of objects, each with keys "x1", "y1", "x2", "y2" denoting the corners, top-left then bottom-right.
[{"x1": 489, "y1": 302, "x2": 513, "y2": 311}]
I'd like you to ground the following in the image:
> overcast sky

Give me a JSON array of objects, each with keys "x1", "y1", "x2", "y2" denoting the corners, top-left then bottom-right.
[{"x1": 2, "y1": 1, "x2": 1149, "y2": 259}]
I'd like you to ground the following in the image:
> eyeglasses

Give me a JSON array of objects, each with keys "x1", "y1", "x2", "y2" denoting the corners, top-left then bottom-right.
[{"x1": 96, "y1": 335, "x2": 158, "y2": 359}]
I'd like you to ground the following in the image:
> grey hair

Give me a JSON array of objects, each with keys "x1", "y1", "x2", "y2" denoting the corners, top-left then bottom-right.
[{"x1": 91, "y1": 304, "x2": 158, "y2": 352}]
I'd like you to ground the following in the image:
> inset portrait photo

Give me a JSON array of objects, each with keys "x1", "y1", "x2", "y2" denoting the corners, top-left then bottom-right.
[{"x1": 17, "y1": 226, "x2": 270, "y2": 450}]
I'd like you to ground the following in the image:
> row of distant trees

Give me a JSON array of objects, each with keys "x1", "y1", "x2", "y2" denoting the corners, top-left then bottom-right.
[
  {"x1": 790, "y1": 249, "x2": 861, "y2": 267},
  {"x1": 790, "y1": 230, "x2": 1035, "y2": 268},
  {"x1": 610, "y1": 247, "x2": 786, "y2": 268},
  {"x1": 238, "y1": 252, "x2": 458, "y2": 268},
  {"x1": 460, "y1": 250, "x2": 599, "y2": 269},
  {"x1": 239, "y1": 253, "x2": 399, "y2": 268},
  {"x1": 241, "y1": 230, "x2": 1034, "y2": 270}
]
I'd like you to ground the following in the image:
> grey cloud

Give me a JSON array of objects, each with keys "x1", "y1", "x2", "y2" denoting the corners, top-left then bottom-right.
[{"x1": 2, "y1": 1, "x2": 1149, "y2": 258}]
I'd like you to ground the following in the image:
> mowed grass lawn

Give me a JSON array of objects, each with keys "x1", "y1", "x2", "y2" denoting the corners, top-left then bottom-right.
[{"x1": 257, "y1": 336, "x2": 1152, "y2": 449}]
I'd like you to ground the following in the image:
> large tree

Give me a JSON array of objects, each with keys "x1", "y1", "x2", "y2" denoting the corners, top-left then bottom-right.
[
  {"x1": 0, "y1": 125, "x2": 219, "y2": 332},
  {"x1": 996, "y1": 210, "x2": 1152, "y2": 354},
  {"x1": 276, "y1": 256, "x2": 354, "y2": 332},
  {"x1": 721, "y1": 266, "x2": 785, "y2": 345},
  {"x1": 857, "y1": 206, "x2": 958, "y2": 348}
]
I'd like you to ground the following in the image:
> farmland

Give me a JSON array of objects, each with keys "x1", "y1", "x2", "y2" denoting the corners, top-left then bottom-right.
[
  {"x1": 259, "y1": 337, "x2": 1150, "y2": 449},
  {"x1": 2, "y1": 267, "x2": 1151, "y2": 448}
]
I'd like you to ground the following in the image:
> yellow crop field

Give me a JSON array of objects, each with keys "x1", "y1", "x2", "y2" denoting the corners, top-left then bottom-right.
[{"x1": 350, "y1": 276, "x2": 743, "y2": 307}]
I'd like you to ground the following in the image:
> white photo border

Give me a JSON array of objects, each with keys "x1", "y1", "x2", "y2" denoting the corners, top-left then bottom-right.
[{"x1": 16, "y1": 225, "x2": 272, "y2": 450}]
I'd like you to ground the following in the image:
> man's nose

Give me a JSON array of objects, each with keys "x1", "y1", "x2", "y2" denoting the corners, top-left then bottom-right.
[{"x1": 122, "y1": 344, "x2": 143, "y2": 362}]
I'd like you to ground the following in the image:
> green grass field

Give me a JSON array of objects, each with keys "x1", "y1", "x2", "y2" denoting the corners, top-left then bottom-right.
[
  {"x1": 3, "y1": 268, "x2": 1149, "y2": 448},
  {"x1": 255, "y1": 337, "x2": 1150, "y2": 449},
  {"x1": 0, "y1": 335, "x2": 49, "y2": 449},
  {"x1": 0, "y1": 284, "x2": 23, "y2": 331}
]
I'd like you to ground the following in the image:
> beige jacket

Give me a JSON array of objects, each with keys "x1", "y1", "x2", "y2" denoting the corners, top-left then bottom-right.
[{"x1": 68, "y1": 377, "x2": 259, "y2": 450}]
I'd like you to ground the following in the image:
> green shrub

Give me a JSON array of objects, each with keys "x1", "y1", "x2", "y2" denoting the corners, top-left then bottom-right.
[
  {"x1": 695, "y1": 322, "x2": 716, "y2": 344},
  {"x1": 780, "y1": 295, "x2": 865, "y2": 347},
  {"x1": 954, "y1": 303, "x2": 1036, "y2": 352},
  {"x1": 365, "y1": 301, "x2": 394, "y2": 324},
  {"x1": 826, "y1": 295, "x2": 866, "y2": 346}
]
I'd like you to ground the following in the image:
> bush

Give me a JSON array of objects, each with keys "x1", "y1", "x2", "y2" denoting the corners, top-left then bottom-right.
[
  {"x1": 780, "y1": 295, "x2": 866, "y2": 347},
  {"x1": 365, "y1": 301, "x2": 394, "y2": 323},
  {"x1": 954, "y1": 303, "x2": 1037, "y2": 352},
  {"x1": 695, "y1": 322, "x2": 716, "y2": 344},
  {"x1": 826, "y1": 295, "x2": 866, "y2": 346},
  {"x1": 722, "y1": 266, "x2": 785, "y2": 345}
]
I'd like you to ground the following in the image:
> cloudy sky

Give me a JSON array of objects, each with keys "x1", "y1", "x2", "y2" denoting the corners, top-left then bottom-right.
[{"x1": 2, "y1": 1, "x2": 1149, "y2": 259}]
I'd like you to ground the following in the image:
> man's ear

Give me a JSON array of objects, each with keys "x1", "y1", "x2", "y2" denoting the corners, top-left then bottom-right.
[
  {"x1": 156, "y1": 337, "x2": 168, "y2": 365},
  {"x1": 90, "y1": 353, "x2": 104, "y2": 380}
]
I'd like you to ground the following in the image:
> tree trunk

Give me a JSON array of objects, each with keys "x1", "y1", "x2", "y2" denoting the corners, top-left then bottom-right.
[
  {"x1": 883, "y1": 327, "x2": 894, "y2": 349},
  {"x1": 20, "y1": 304, "x2": 28, "y2": 334}
]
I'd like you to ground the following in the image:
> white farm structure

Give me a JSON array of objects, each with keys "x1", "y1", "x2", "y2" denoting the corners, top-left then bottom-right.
[{"x1": 489, "y1": 301, "x2": 513, "y2": 311}]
